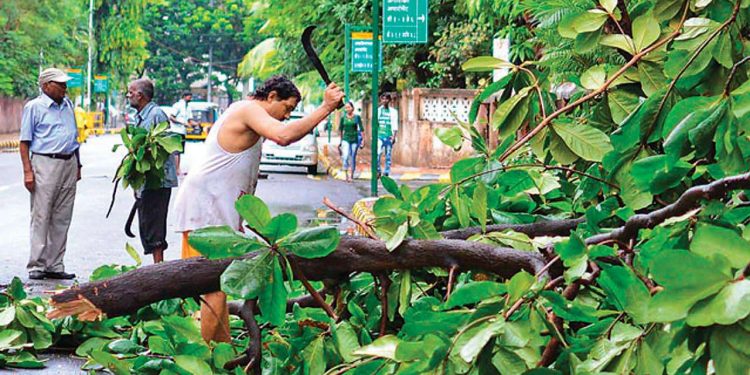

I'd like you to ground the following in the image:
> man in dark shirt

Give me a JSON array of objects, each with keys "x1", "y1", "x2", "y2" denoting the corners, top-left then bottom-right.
[{"x1": 126, "y1": 78, "x2": 178, "y2": 263}]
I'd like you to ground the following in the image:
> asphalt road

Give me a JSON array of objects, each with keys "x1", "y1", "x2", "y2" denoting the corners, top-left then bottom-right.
[{"x1": 0, "y1": 134, "x2": 370, "y2": 374}]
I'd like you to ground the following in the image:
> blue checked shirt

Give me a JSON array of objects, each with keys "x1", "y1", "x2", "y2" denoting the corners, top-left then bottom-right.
[
  {"x1": 20, "y1": 94, "x2": 79, "y2": 155},
  {"x1": 135, "y1": 102, "x2": 178, "y2": 189}
]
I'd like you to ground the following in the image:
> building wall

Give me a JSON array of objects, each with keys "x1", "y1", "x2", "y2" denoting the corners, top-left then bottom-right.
[
  {"x1": 0, "y1": 97, "x2": 25, "y2": 134},
  {"x1": 361, "y1": 88, "x2": 492, "y2": 168}
]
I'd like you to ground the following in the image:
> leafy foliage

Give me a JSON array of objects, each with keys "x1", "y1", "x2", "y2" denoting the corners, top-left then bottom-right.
[{"x1": 113, "y1": 122, "x2": 182, "y2": 191}]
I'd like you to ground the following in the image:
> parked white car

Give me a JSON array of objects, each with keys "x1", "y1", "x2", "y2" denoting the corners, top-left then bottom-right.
[{"x1": 261, "y1": 111, "x2": 319, "y2": 174}]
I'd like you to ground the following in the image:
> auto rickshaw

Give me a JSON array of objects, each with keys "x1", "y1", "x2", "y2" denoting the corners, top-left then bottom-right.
[{"x1": 185, "y1": 101, "x2": 219, "y2": 141}]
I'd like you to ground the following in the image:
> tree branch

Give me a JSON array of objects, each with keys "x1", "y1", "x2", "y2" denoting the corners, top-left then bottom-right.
[
  {"x1": 223, "y1": 300, "x2": 261, "y2": 373},
  {"x1": 441, "y1": 217, "x2": 584, "y2": 240},
  {"x1": 586, "y1": 172, "x2": 750, "y2": 245}
]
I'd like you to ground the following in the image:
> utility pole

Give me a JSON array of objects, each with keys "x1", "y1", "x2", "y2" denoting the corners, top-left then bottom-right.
[{"x1": 86, "y1": 0, "x2": 94, "y2": 110}]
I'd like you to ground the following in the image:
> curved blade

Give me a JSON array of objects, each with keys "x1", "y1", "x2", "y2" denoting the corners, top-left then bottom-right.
[
  {"x1": 124, "y1": 200, "x2": 138, "y2": 238},
  {"x1": 301, "y1": 26, "x2": 332, "y2": 84}
]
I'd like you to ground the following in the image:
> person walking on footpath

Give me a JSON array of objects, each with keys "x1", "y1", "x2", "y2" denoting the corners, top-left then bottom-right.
[
  {"x1": 376, "y1": 94, "x2": 399, "y2": 177},
  {"x1": 19, "y1": 68, "x2": 81, "y2": 280},
  {"x1": 338, "y1": 101, "x2": 363, "y2": 182},
  {"x1": 168, "y1": 92, "x2": 193, "y2": 175},
  {"x1": 127, "y1": 78, "x2": 178, "y2": 264},
  {"x1": 173, "y1": 75, "x2": 344, "y2": 344}
]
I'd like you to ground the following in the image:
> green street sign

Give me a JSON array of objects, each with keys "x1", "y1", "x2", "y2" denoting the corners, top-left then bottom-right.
[
  {"x1": 351, "y1": 31, "x2": 383, "y2": 73},
  {"x1": 382, "y1": 0, "x2": 428, "y2": 44},
  {"x1": 66, "y1": 68, "x2": 83, "y2": 89},
  {"x1": 94, "y1": 75, "x2": 108, "y2": 93}
]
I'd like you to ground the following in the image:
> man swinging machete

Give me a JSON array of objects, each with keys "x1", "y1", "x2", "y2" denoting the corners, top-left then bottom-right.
[{"x1": 171, "y1": 26, "x2": 344, "y2": 344}]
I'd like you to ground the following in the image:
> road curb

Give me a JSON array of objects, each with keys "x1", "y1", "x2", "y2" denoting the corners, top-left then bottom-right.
[
  {"x1": 318, "y1": 144, "x2": 449, "y2": 183},
  {"x1": 0, "y1": 139, "x2": 19, "y2": 152}
]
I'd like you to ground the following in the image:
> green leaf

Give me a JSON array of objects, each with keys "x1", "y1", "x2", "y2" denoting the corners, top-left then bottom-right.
[
  {"x1": 162, "y1": 315, "x2": 203, "y2": 344},
  {"x1": 541, "y1": 291, "x2": 602, "y2": 323},
  {"x1": 710, "y1": 324, "x2": 750, "y2": 374},
  {"x1": 648, "y1": 251, "x2": 733, "y2": 322},
  {"x1": 492, "y1": 87, "x2": 532, "y2": 138},
  {"x1": 107, "y1": 339, "x2": 142, "y2": 354},
  {"x1": 459, "y1": 318, "x2": 505, "y2": 363},
  {"x1": 552, "y1": 121, "x2": 613, "y2": 162},
  {"x1": 90, "y1": 350, "x2": 132, "y2": 375},
  {"x1": 0, "y1": 306, "x2": 15, "y2": 327},
  {"x1": 450, "y1": 157, "x2": 486, "y2": 183},
  {"x1": 281, "y1": 226, "x2": 340, "y2": 258},
  {"x1": 380, "y1": 176, "x2": 402, "y2": 199},
  {"x1": 147, "y1": 335, "x2": 176, "y2": 356},
  {"x1": 600, "y1": 34, "x2": 636, "y2": 55},
  {"x1": 548, "y1": 130, "x2": 580, "y2": 164},
  {"x1": 598, "y1": 266, "x2": 650, "y2": 323},
  {"x1": 258, "y1": 256, "x2": 287, "y2": 326},
  {"x1": 6, "y1": 277, "x2": 26, "y2": 300},
  {"x1": 580, "y1": 65, "x2": 606, "y2": 90},
  {"x1": 632, "y1": 12, "x2": 660, "y2": 52},
  {"x1": 675, "y1": 17, "x2": 714, "y2": 41},
  {"x1": 662, "y1": 96, "x2": 717, "y2": 157},
  {"x1": 0, "y1": 329, "x2": 22, "y2": 349},
  {"x1": 462, "y1": 56, "x2": 515, "y2": 72},
  {"x1": 444, "y1": 281, "x2": 507, "y2": 309},
  {"x1": 469, "y1": 75, "x2": 514, "y2": 124},
  {"x1": 712, "y1": 32, "x2": 733, "y2": 68},
  {"x1": 189, "y1": 226, "x2": 266, "y2": 259},
  {"x1": 472, "y1": 183, "x2": 488, "y2": 232},
  {"x1": 687, "y1": 280, "x2": 750, "y2": 326},
  {"x1": 173, "y1": 355, "x2": 212, "y2": 375},
  {"x1": 451, "y1": 188, "x2": 471, "y2": 228},
  {"x1": 354, "y1": 335, "x2": 400, "y2": 359},
  {"x1": 385, "y1": 221, "x2": 409, "y2": 251},
  {"x1": 600, "y1": 0, "x2": 617, "y2": 13},
  {"x1": 631, "y1": 155, "x2": 692, "y2": 194},
  {"x1": 333, "y1": 322, "x2": 360, "y2": 362},
  {"x1": 572, "y1": 10, "x2": 608, "y2": 33},
  {"x1": 260, "y1": 213, "x2": 298, "y2": 243},
  {"x1": 220, "y1": 251, "x2": 274, "y2": 299},
  {"x1": 212, "y1": 342, "x2": 235, "y2": 369},
  {"x1": 638, "y1": 61, "x2": 666, "y2": 97},
  {"x1": 507, "y1": 271, "x2": 535, "y2": 303},
  {"x1": 434, "y1": 127, "x2": 463, "y2": 151},
  {"x1": 156, "y1": 134, "x2": 183, "y2": 153},
  {"x1": 690, "y1": 223, "x2": 750, "y2": 269},
  {"x1": 608, "y1": 89, "x2": 641, "y2": 124},
  {"x1": 124, "y1": 243, "x2": 142, "y2": 266},
  {"x1": 234, "y1": 195, "x2": 270, "y2": 231}
]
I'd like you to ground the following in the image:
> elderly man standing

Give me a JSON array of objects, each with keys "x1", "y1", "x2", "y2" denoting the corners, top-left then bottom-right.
[
  {"x1": 127, "y1": 78, "x2": 178, "y2": 264},
  {"x1": 19, "y1": 68, "x2": 81, "y2": 280}
]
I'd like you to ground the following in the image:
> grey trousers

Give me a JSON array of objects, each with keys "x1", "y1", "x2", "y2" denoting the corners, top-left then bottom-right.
[{"x1": 27, "y1": 154, "x2": 77, "y2": 272}]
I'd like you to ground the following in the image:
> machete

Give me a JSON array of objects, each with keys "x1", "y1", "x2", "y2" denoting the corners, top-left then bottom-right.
[
  {"x1": 301, "y1": 26, "x2": 343, "y2": 108},
  {"x1": 124, "y1": 199, "x2": 138, "y2": 238}
]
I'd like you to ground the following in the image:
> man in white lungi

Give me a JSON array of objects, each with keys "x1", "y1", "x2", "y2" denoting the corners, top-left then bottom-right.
[
  {"x1": 174, "y1": 75, "x2": 344, "y2": 343},
  {"x1": 19, "y1": 68, "x2": 81, "y2": 280}
]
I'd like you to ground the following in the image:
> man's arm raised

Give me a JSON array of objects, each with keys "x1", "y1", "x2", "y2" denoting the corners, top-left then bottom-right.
[{"x1": 248, "y1": 83, "x2": 344, "y2": 146}]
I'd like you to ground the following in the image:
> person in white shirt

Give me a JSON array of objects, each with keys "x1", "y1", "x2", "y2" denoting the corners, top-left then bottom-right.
[{"x1": 168, "y1": 92, "x2": 193, "y2": 175}]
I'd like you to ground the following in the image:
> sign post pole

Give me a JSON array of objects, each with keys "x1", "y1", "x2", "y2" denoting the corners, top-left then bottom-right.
[{"x1": 370, "y1": 1, "x2": 380, "y2": 197}]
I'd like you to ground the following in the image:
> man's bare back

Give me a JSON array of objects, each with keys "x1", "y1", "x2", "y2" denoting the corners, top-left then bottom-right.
[{"x1": 216, "y1": 84, "x2": 343, "y2": 154}]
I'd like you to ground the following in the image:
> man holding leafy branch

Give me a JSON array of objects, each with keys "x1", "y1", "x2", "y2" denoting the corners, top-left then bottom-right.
[
  {"x1": 173, "y1": 75, "x2": 344, "y2": 343},
  {"x1": 126, "y1": 78, "x2": 178, "y2": 264}
]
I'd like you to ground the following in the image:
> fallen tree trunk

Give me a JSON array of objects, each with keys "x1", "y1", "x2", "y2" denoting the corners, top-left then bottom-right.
[{"x1": 48, "y1": 237, "x2": 549, "y2": 320}]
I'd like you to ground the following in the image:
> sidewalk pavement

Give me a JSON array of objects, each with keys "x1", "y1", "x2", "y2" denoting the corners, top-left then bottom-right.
[{"x1": 317, "y1": 135, "x2": 450, "y2": 183}]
